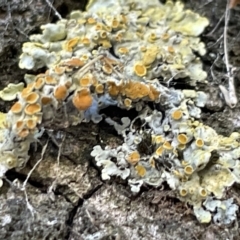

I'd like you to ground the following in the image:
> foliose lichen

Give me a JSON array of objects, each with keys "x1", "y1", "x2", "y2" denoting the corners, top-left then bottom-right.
[{"x1": 0, "y1": 0, "x2": 239, "y2": 224}]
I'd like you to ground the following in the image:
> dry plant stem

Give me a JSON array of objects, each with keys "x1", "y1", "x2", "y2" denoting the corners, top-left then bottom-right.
[
  {"x1": 16, "y1": 141, "x2": 49, "y2": 216},
  {"x1": 206, "y1": 14, "x2": 224, "y2": 37},
  {"x1": 219, "y1": 1, "x2": 238, "y2": 108},
  {"x1": 210, "y1": 54, "x2": 221, "y2": 80},
  {"x1": 208, "y1": 34, "x2": 223, "y2": 48},
  {"x1": 45, "y1": 0, "x2": 62, "y2": 20},
  {"x1": 103, "y1": 57, "x2": 124, "y2": 79},
  {"x1": 75, "y1": 55, "x2": 105, "y2": 79},
  {"x1": 22, "y1": 140, "x2": 49, "y2": 189},
  {"x1": 224, "y1": 3, "x2": 231, "y2": 78},
  {"x1": 48, "y1": 132, "x2": 66, "y2": 195},
  {"x1": 23, "y1": 188, "x2": 35, "y2": 217}
]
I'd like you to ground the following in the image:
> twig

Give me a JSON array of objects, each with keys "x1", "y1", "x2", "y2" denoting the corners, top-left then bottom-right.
[
  {"x1": 48, "y1": 132, "x2": 66, "y2": 197},
  {"x1": 23, "y1": 140, "x2": 49, "y2": 188},
  {"x1": 224, "y1": 3, "x2": 231, "y2": 77},
  {"x1": 210, "y1": 53, "x2": 221, "y2": 81},
  {"x1": 219, "y1": 1, "x2": 238, "y2": 108},
  {"x1": 21, "y1": 140, "x2": 49, "y2": 216},
  {"x1": 207, "y1": 34, "x2": 223, "y2": 48},
  {"x1": 45, "y1": 0, "x2": 62, "y2": 20},
  {"x1": 103, "y1": 57, "x2": 123, "y2": 79},
  {"x1": 206, "y1": 14, "x2": 224, "y2": 37},
  {"x1": 75, "y1": 54, "x2": 105, "y2": 79}
]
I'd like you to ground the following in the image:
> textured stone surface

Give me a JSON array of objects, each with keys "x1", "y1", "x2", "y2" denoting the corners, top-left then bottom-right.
[
  {"x1": 0, "y1": 181, "x2": 72, "y2": 240},
  {"x1": 17, "y1": 124, "x2": 102, "y2": 205},
  {"x1": 69, "y1": 183, "x2": 239, "y2": 240}
]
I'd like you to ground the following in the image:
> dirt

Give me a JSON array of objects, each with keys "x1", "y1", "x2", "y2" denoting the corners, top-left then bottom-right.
[{"x1": 0, "y1": 0, "x2": 240, "y2": 239}]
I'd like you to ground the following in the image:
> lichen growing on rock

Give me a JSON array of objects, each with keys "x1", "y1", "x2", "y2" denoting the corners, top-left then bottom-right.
[{"x1": 0, "y1": 0, "x2": 239, "y2": 224}]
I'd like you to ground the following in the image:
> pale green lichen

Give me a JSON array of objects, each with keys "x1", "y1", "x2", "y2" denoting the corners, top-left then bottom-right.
[
  {"x1": 0, "y1": 113, "x2": 6, "y2": 129},
  {"x1": 19, "y1": 0, "x2": 208, "y2": 85},
  {"x1": 0, "y1": 83, "x2": 24, "y2": 101}
]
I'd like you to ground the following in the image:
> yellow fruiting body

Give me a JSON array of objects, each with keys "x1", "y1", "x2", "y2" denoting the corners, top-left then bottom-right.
[
  {"x1": 195, "y1": 138, "x2": 204, "y2": 148},
  {"x1": 179, "y1": 188, "x2": 188, "y2": 197},
  {"x1": 118, "y1": 47, "x2": 129, "y2": 54},
  {"x1": 127, "y1": 151, "x2": 140, "y2": 165},
  {"x1": 135, "y1": 164, "x2": 146, "y2": 177},
  {"x1": 95, "y1": 83, "x2": 104, "y2": 94},
  {"x1": 11, "y1": 102, "x2": 23, "y2": 114},
  {"x1": 41, "y1": 96, "x2": 52, "y2": 105},
  {"x1": 16, "y1": 120, "x2": 24, "y2": 130},
  {"x1": 54, "y1": 65, "x2": 66, "y2": 75},
  {"x1": 72, "y1": 88, "x2": 93, "y2": 110},
  {"x1": 133, "y1": 63, "x2": 147, "y2": 77},
  {"x1": 24, "y1": 103, "x2": 41, "y2": 115},
  {"x1": 18, "y1": 128, "x2": 29, "y2": 138},
  {"x1": 177, "y1": 134, "x2": 188, "y2": 145},
  {"x1": 26, "y1": 92, "x2": 39, "y2": 104},
  {"x1": 63, "y1": 37, "x2": 80, "y2": 52},
  {"x1": 79, "y1": 75, "x2": 92, "y2": 87},
  {"x1": 102, "y1": 65, "x2": 112, "y2": 75},
  {"x1": 163, "y1": 141, "x2": 173, "y2": 150},
  {"x1": 155, "y1": 135, "x2": 165, "y2": 144},
  {"x1": 54, "y1": 85, "x2": 68, "y2": 100},
  {"x1": 156, "y1": 146, "x2": 164, "y2": 156},
  {"x1": 123, "y1": 98, "x2": 132, "y2": 108},
  {"x1": 21, "y1": 82, "x2": 35, "y2": 97},
  {"x1": 199, "y1": 188, "x2": 207, "y2": 198},
  {"x1": 34, "y1": 78, "x2": 45, "y2": 90},
  {"x1": 26, "y1": 118, "x2": 37, "y2": 130},
  {"x1": 184, "y1": 165, "x2": 194, "y2": 175},
  {"x1": 171, "y1": 109, "x2": 182, "y2": 120},
  {"x1": 45, "y1": 76, "x2": 57, "y2": 85}
]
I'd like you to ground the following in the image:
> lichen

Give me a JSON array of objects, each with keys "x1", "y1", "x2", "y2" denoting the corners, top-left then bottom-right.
[
  {"x1": 0, "y1": 0, "x2": 239, "y2": 225},
  {"x1": 0, "y1": 83, "x2": 24, "y2": 101}
]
